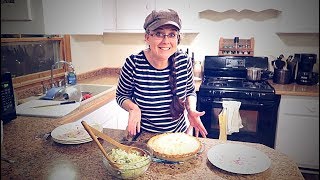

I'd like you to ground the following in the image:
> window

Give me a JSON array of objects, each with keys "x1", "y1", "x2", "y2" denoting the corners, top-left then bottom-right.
[{"x1": 1, "y1": 35, "x2": 71, "y2": 98}]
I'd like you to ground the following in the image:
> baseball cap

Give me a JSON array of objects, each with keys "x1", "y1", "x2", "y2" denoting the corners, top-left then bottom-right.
[{"x1": 143, "y1": 9, "x2": 181, "y2": 32}]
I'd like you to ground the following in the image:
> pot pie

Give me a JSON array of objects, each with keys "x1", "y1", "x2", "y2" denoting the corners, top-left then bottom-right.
[{"x1": 147, "y1": 132, "x2": 202, "y2": 162}]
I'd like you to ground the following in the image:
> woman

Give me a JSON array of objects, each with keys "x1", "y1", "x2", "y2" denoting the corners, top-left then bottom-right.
[{"x1": 116, "y1": 9, "x2": 207, "y2": 138}]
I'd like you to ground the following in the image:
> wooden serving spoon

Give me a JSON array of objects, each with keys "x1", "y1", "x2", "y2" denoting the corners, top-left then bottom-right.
[
  {"x1": 81, "y1": 121, "x2": 146, "y2": 156},
  {"x1": 81, "y1": 121, "x2": 121, "y2": 169}
]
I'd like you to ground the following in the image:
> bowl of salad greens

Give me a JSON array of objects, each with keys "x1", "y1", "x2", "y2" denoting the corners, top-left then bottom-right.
[{"x1": 102, "y1": 141, "x2": 153, "y2": 179}]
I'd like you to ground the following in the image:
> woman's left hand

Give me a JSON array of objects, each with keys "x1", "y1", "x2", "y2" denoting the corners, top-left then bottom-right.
[{"x1": 186, "y1": 110, "x2": 208, "y2": 138}]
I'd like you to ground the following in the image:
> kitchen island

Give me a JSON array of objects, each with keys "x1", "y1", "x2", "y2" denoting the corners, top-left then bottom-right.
[
  {"x1": 1, "y1": 116, "x2": 304, "y2": 180},
  {"x1": 3, "y1": 72, "x2": 317, "y2": 179}
]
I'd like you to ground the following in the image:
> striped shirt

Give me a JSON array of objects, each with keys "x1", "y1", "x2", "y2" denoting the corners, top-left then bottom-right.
[{"x1": 116, "y1": 50, "x2": 196, "y2": 133}]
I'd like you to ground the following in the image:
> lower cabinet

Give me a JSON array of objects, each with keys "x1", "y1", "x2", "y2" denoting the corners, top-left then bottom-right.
[
  {"x1": 78, "y1": 99, "x2": 128, "y2": 130},
  {"x1": 275, "y1": 95, "x2": 319, "y2": 171}
]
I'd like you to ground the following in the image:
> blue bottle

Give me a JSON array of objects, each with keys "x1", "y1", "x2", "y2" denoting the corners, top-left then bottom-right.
[{"x1": 67, "y1": 71, "x2": 77, "y2": 85}]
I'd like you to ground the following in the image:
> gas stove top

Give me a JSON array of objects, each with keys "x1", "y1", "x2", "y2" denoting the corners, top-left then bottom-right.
[
  {"x1": 201, "y1": 77, "x2": 274, "y2": 93},
  {"x1": 199, "y1": 56, "x2": 275, "y2": 100}
]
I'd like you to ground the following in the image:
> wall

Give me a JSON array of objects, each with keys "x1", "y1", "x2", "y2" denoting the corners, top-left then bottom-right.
[{"x1": 70, "y1": 1, "x2": 319, "y2": 74}]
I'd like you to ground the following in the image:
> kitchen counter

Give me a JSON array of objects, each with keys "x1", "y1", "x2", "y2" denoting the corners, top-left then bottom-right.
[
  {"x1": 268, "y1": 80, "x2": 319, "y2": 96},
  {"x1": 2, "y1": 73, "x2": 312, "y2": 179},
  {"x1": 1, "y1": 122, "x2": 304, "y2": 179}
]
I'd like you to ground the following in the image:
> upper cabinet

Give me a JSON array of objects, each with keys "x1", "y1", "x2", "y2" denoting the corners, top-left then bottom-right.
[
  {"x1": 116, "y1": 0, "x2": 155, "y2": 32},
  {"x1": 103, "y1": 0, "x2": 154, "y2": 32},
  {"x1": 42, "y1": 0, "x2": 103, "y2": 34},
  {"x1": 276, "y1": 0, "x2": 319, "y2": 33},
  {"x1": 103, "y1": 0, "x2": 198, "y2": 33},
  {"x1": 155, "y1": 0, "x2": 198, "y2": 33},
  {"x1": 1, "y1": 0, "x2": 103, "y2": 35}
]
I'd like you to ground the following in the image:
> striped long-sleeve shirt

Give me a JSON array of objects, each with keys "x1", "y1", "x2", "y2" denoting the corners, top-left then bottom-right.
[{"x1": 116, "y1": 50, "x2": 196, "y2": 133}]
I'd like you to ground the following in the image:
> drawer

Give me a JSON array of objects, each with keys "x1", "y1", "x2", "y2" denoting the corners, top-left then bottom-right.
[{"x1": 279, "y1": 95, "x2": 319, "y2": 117}]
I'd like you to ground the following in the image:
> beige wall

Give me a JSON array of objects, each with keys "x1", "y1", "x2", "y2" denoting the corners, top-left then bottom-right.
[{"x1": 71, "y1": 13, "x2": 319, "y2": 74}]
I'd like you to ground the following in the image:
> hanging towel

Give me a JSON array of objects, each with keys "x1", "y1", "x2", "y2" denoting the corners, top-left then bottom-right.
[{"x1": 219, "y1": 101, "x2": 243, "y2": 135}]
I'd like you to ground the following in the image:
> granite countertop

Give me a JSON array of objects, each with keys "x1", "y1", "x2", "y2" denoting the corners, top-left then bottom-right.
[
  {"x1": 1, "y1": 121, "x2": 304, "y2": 180},
  {"x1": 1, "y1": 74, "x2": 312, "y2": 179},
  {"x1": 268, "y1": 80, "x2": 319, "y2": 96}
]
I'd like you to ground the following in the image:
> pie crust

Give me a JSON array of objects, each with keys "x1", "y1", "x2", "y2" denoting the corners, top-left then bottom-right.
[{"x1": 147, "y1": 132, "x2": 202, "y2": 162}]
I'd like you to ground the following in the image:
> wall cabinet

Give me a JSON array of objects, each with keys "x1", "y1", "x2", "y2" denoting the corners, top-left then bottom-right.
[
  {"x1": 116, "y1": 0, "x2": 155, "y2": 32},
  {"x1": 102, "y1": 0, "x2": 197, "y2": 33},
  {"x1": 1, "y1": 0, "x2": 103, "y2": 35},
  {"x1": 275, "y1": 95, "x2": 319, "y2": 171},
  {"x1": 102, "y1": 0, "x2": 116, "y2": 31},
  {"x1": 103, "y1": 0, "x2": 155, "y2": 32},
  {"x1": 155, "y1": 0, "x2": 197, "y2": 33}
]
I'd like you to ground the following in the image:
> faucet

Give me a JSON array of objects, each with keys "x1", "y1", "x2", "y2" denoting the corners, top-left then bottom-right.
[{"x1": 51, "y1": 60, "x2": 75, "y2": 88}]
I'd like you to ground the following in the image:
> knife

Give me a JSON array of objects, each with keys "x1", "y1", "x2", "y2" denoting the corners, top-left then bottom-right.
[{"x1": 32, "y1": 101, "x2": 76, "y2": 108}]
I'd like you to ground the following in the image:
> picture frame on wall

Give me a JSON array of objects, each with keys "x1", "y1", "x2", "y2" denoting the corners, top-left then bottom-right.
[{"x1": 1, "y1": 0, "x2": 32, "y2": 21}]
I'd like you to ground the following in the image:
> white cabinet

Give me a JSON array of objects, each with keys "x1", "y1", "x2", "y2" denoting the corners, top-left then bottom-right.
[
  {"x1": 103, "y1": 0, "x2": 155, "y2": 32},
  {"x1": 78, "y1": 99, "x2": 128, "y2": 130},
  {"x1": 102, "y1": 0, "x2": 116, "y2": 32},
  {"x1": 42, "y1": 0, "x2": 103, "y2": 34},
  {"x1": 155, "y1": 0, "x2": 197, "y2": 33},
  {"x1": 275, "y1": 95, "x2": 319, "y2": 171},
  {"x1": 276, "y1": 0, "x2": 319, "y2": 33},
  {"x1": 116, "y1": 0, "x2": 155, "y2": 32},
  {"x1": 1, "y1": 0, "x2": 103, "y2": 34},
  {"x1": 102, "y1": 0, "x2": 198, "y2": 33}
]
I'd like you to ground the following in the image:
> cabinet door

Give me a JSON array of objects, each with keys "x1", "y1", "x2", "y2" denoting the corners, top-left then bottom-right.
[
  {"x1": 42, "y1": 0, "x2": 103, "y2": 34},
  {"x1": 275, "y1": 96, "x2": 319, "y2": 170},
  {"x1": 116, "y1": 0, "x2": 155, "y2": 32},
  {"x1": 103, "y1": 0, "x2": 116, "y2": 32},
  {"x1": 156, "y1": 0, "x2": 196, "y2": 32}
]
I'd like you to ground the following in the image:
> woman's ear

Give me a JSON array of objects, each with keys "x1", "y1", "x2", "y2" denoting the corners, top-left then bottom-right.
[
  {"x1": 177, "y1": 35, "x2": 181, "y2": 44},
  {"x1": 145, "y1": 33, "x2": 150, "y2": 43}
]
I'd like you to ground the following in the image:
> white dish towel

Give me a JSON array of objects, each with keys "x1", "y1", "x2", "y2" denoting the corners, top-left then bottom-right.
[{"x1": 221, "y1": 101, "x2": 243, "y2": 135}]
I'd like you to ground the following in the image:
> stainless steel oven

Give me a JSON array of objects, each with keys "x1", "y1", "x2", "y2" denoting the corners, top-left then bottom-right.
[{"x1": 198, "y1": 56, "x2": 280, "y2": 148}]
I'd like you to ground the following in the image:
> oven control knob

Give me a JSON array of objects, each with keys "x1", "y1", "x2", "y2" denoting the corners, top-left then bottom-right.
[{"x1": 245, "y1": 92, "x2": 251, "y2": 98}]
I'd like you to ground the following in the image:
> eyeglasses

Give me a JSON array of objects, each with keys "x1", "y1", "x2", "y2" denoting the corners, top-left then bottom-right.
[{"x1": 149, "y1": 32, "x2": 179, "y2": 40}]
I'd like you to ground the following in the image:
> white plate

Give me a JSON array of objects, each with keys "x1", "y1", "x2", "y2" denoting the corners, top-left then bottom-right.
[
  {"x1": 51, "y1": 122, "x2": 102, "y2": 144},
  {"x1": 52, "y1": 137, "x2": 93, "y2": 145},
  {"x1": 207, "y1": 143, "x2": 271, "y2": 174}
]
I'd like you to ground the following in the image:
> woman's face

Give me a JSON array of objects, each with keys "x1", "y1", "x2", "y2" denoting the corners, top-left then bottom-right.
[{"x1": 145, "y1": 25, "x2": 180, "y2": 61}]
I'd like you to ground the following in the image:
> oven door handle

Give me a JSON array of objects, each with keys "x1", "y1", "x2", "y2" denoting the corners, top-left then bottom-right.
[{"x1": 213, "y1": 100, "x2": 264, "y2": 107}]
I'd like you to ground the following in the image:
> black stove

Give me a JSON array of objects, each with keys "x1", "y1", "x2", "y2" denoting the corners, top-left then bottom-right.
[
  {"x1": 197, "y1": 56, "x2": 280, "y2": 148},
  {"x1": 199, "y1": 56, "x2": 275, "y2": 100}
]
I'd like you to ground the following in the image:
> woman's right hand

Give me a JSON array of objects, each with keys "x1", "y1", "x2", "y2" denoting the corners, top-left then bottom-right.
[{"x1": 127, "y1": 106, "x2": 142, "y2": 136}]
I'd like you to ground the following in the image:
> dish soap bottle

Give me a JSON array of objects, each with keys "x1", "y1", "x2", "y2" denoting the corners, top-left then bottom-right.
[{"x1": 67, "y1": 65, "x2": 77, "y2": 85}]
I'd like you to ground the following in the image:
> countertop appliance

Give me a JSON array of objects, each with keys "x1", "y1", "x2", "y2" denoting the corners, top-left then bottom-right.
[
  {"x1": 294, "y1": 53, "x2": 318, "y2": 85},
  {"x1": 198, "y1": 56, "x2": 280, "y2": 148},
  {"x1": 1, "y1": 72, "x2": 17, "y2": 124}
]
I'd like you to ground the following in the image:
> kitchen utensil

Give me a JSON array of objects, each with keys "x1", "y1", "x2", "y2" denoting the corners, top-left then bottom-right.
[
  {"x1": 246, "y1": 67, "x2": 263, "y2": 81},
  {"x1": 81, "y1": 121, "x2": 146, "y2": 156},
  {"x1": 273, "y1": 69, "x2": 292, "y2": 84},
  {"x1": 81, "y1": 121, "x2": 121, "y2": 169},
  {"x1": 32, "y1": 100, "x2": 76, "y2": 108}
]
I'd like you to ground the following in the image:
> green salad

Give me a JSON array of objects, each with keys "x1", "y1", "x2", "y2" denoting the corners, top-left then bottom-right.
[{"x1": 107, "y1": 148, "x2": 151, "y2": 179}]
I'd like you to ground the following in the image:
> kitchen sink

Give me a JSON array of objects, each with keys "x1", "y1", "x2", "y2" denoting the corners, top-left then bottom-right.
[
  {"x1": 16, "y1": 84, "x2": 116, "y2": 118},
  {"x1": 41, "y1": 84, "x2": 115, "y2": 102},
  {"x1": 77, "y1": 84, "x2": 115, "y2": 104}
]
